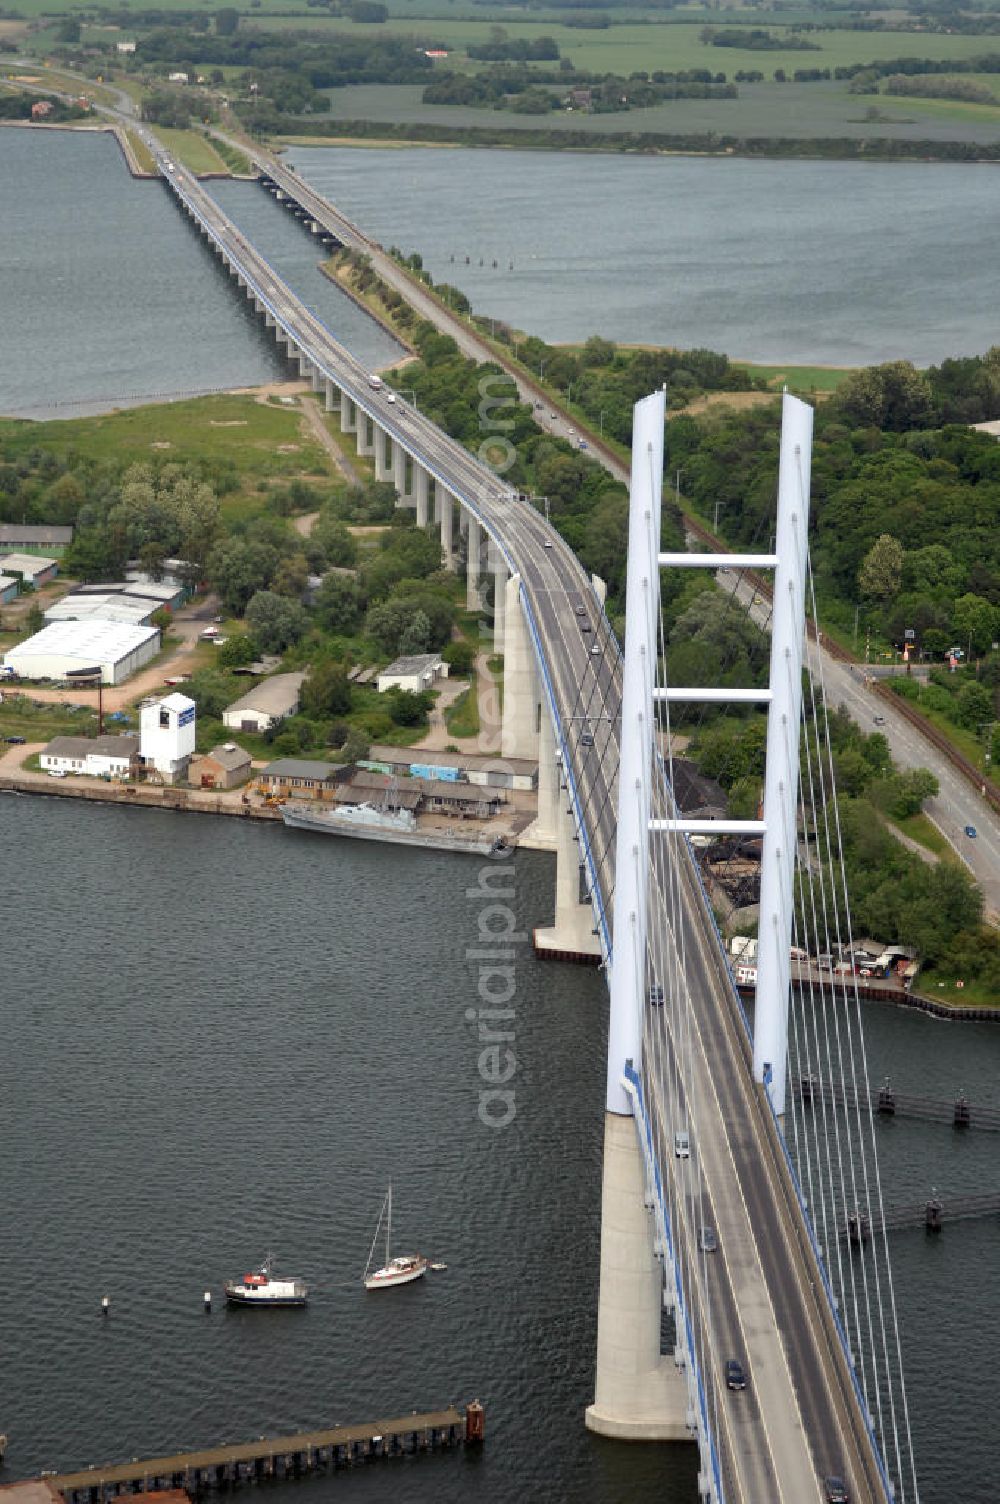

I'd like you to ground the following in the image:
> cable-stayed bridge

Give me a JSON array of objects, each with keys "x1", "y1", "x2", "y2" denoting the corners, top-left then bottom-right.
[{"x1": 146, "y1": 134, "x2": 919, "y2": 1503}]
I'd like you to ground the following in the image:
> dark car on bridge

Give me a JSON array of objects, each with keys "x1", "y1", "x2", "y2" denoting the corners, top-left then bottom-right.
[
  {"x1": 823, "y1": 1478, "x2": 850, "y2": 1504},
  {"x1": 725, "y1": 1359, "x2": 747, "y2": 1391}
]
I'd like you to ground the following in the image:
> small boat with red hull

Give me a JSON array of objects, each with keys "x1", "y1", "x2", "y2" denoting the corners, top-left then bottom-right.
[{"x1": 224, "y1": 1253, "x2": 308, "y2": 1307}]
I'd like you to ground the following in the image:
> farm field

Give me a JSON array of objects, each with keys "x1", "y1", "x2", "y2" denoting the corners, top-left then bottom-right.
[
  {"x1": 239, "y1": 13, "x2": 1000, "y2": 76},
  {"x1": 298, "y1": 79, "x2": 1000, "y2": 145}
]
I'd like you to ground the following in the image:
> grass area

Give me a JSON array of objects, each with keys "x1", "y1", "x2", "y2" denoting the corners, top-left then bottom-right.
[
  {"x1": 734, "y1": 362, "x2": 854, "y2": 394},
  {"x1": 444, "y1": 682, "x2": 479, "y2": 738},
  {"x1": 0, "y1": 695, "x2": 102, "y2": 743},
  {"x1": 155, "y1": 127, "x2": 232, "y2": 176},
  {"x1": 884, "y1": 810, "x2": 958, "y2": 862},
  {"x1": 0, "y1": 394, "x2": 332, "y2": 492},
  {"x1": 210, "y1": 135, "x2": 254, "y2": 176},
  {"x1": 282, "y1": 75, "x2": 1000, "y2": 150},
  {"x1": 241, "y1": 14, "x2": 1000, "y2": 76},
  {"x1": 124, "y1": 127, "x2": 156, "y2": 175},
  {"x1": 916, "y1": 971, "x2": 1000, "y2": 1009}
]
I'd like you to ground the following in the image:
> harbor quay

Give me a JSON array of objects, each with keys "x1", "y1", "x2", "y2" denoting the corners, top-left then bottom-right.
[
  {"x1": 0, "y1": 742, "x2": 539, "y2": 854},
  {"x1": 1, "y1": 1405, "x2": 484, "y2": 1504}
]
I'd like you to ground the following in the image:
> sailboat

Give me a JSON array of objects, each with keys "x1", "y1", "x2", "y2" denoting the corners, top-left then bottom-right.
[{"x1": 363, "y1": 1184, "x2": 428, "y2": 1290}]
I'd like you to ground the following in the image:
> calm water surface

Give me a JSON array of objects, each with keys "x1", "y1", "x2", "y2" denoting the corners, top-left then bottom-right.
[
  {"x1": 0, "y1": 131, "x2": 400, "y2": 419},
  {"x1": 1, "y1": 796, "x2": 998, "y2": 1502},
  {"x1": 286, "y1": 146, "x2": 1000, "y2": 367}
]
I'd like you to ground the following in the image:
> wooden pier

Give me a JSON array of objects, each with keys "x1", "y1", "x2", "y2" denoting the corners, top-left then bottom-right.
[{"x1": 40, "y1": 1404, "x2": 483, "y2": 1503}]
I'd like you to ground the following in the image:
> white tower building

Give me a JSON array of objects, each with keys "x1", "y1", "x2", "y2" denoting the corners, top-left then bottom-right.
[{"x1": 140, "y1": 692, "x2": 196, "y2": 784}]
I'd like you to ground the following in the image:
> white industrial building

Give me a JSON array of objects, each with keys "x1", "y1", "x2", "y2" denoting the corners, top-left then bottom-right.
[
  {"x1": 42, "y1": 733, "x2": 139, "y2": 778},
  {"x1": 140, "y1": 692, "x2": 196, "y2": 783},
  {"x1": 376, "y1": 653, "x2": 448, "y2": 695},
  {"x1": 45, "y1": 593, "x2": 158, "y2": 628},
  {"x1": 222, "y1": 673, "x2": 304, "y2": 732},
  {"x1": 2, "y1": 620, "x2": 161, "y2": 685},
  {"x1": 0, "y1": 552, "x2": 59, "y2": 588}
]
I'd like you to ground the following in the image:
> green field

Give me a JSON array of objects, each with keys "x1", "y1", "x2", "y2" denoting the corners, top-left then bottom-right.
[
  {"x1": 154, "y1": 126, "x2": 233, "y2": 175},
  {"x1": 444, "y1": 682, "x2": 480, "y2": 737},
  {"x1": 0, "y1": 394, "x2": 332, "y2": 489},
  {"x1": 735, "y1": 361, "x2": 854, "y2": 393},
  {"x1": 238, "y1": 13, "x2": 1000, "y2": 76},
  {"x1": 296, "y1": 78, "x2": 1000, "y2": 147}
]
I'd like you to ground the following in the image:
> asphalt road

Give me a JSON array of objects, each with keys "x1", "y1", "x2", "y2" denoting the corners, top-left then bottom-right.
[{"x1": 722, "y1": 569, "x2": 1000, "y2": 920}]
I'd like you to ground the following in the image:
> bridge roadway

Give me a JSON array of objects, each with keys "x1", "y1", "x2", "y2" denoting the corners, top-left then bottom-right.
[{"x1": 151, "y1": 143, "x2": 889, "y2": 1502}]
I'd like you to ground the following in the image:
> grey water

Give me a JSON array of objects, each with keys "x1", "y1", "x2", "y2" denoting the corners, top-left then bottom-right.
[
  {"x1": 1, "y1": 131, "x2": 996, "y2": 422},
  {"x1": 284, "y1": 145, "x2": 1000, "y2": 369},
  {"x1": 1, "y1": 794, "x2": 999, "y2": 1503},
  {"x1": 0, "y1": 130, "x2": 399, "y2": 420}
]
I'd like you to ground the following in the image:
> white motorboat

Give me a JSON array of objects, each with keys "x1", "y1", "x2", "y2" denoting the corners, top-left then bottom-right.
[
  {"x1": 363, "y1": 1184, "x2": 427, "y2": 1290},
  {"x1": 224, "y1": 1253, "x2": 308, "y2": 1307}
]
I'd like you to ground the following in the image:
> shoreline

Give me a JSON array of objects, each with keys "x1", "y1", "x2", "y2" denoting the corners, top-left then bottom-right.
[
  {"x1": 0, "y1": 762, "x2": 531, "y2": 853},
  {"x1": 275, "y1": 126, "x2": 1000, "y2": 167},
  {"x1": 6, "y1": 773, "x2": 989, "y2": 1017}
]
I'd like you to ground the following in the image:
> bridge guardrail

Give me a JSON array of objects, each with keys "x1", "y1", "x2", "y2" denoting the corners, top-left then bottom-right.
[{"x1": 623, "y1": 1062, "x2": 724, "y2": 1504}]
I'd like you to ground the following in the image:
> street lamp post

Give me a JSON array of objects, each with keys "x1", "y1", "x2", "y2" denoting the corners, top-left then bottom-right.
[
  {"x1": 398, "y1": 388, "x2": 418, "y2": 408},
  {"x1": 599, "y1": 410, "x2": 606, "y2": 436}
]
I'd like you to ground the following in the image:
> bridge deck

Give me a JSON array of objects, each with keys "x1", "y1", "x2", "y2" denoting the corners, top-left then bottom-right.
[{"x1": 46, "y1": 1409, "x2": 466, "y2": 1492}]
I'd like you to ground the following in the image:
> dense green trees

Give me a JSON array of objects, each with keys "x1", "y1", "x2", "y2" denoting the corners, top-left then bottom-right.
[
  {"x1": 669, "y1": 351, "x2": 1000, "y2": 686},
  {"x1": 245, "y1": 590, "x2": 309, "y2": 653},
  {"x1": 301, "y1": 659, "x2": 352, "y2": 717}
]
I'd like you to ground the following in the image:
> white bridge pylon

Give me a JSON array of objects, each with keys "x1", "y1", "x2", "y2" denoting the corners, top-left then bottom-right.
[
  {"x1": 646, "y1": 390, "x2": 814, "y2": 1115},
  {"x1": 588, "y1": 388, "x2": 815, "y2": 1468}
]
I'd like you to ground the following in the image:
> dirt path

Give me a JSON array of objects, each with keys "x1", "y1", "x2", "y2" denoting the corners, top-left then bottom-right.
[
  {"x1": 417, "y1": 677, "x2": 473, "y2": 752},
  {"x1": 298, "y1": 397, "x2": 361, "y2": 487},
  {"x1": 293, "y1": 512, "x2": 319, "y2": 538},
  {"x1": 413, "y1": 653, "x2": 502, "y2": 756}
]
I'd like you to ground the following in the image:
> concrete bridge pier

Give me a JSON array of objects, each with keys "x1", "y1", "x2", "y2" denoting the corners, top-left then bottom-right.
[
  {"x1": 585, "y1": 1115, "x2": 692, "y2": 1441},
  {"x1": 339, "y1": 396, "x2": 357, "y2": 435},
  {"x1": 490, "y1": 541, "x2": 508, "y2": 646},
  {"x1": 356, "y1": 412, "x2": 375, "y2": 459},
  {"x1": 374, "y1": 425, "x2": 393, "y2": 483},
  {"x1": 532, "y1": 784, "x2": 602, "y2": 962},
  {"x1": 518, "y1": 702, "x2": 558, "y2": 853},
  {"x1": 324, "y1": 379, "x2": 339, "y2": 414},
  {"x1": 439, "y1": 488, "x2": 455, "y2": 570},
  {"x1": 500, "y1": 574, "x2": 535, "y2": 760},
  {"x1": 465, "y1": 514, "x2": 482, "y2": 611},
  {"x1": 392, "y1": 438, "x2": 408, "y2": 499},
  {"x1": 412, "y1": 465, "x2": 430, "y2": 527},
  {"x1": 310, "y1": 365, "x2": 323, "y2": 394}
]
